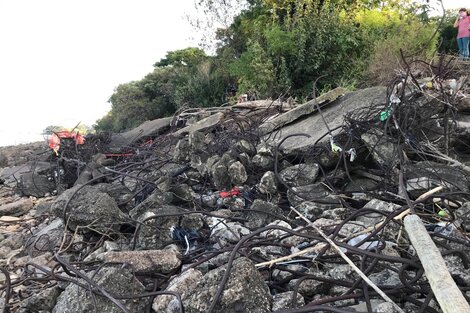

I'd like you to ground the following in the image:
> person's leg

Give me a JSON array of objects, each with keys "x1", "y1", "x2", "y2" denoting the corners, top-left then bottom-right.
[
  {"x1": 462, "y1": 37, "x2": 470, "y2": 59},
  {"x1": 457, "y1": 38, "x2": 464, "y2": 57}
]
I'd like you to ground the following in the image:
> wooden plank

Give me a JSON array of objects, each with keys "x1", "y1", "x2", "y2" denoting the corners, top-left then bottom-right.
[{"x1": 404, "y1": 214, "x2": 470, "y2": 313}]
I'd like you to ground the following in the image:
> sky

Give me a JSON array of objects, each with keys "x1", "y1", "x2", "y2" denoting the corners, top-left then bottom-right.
[{"x1": 0, "y1": 0, "x2": 467, "y2": 146}]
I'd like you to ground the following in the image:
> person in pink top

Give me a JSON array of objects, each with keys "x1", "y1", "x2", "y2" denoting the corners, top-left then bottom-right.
[{"x1": 454, "y1": 8, "x2": 470, "y2": 59}]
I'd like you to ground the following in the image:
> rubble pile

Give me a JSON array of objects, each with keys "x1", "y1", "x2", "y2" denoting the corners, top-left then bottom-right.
[{"x1": 1, "y1": 58, "x2": 470, "y2": 313}]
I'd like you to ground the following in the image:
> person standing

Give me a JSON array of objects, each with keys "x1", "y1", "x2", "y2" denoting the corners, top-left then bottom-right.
[{"x1": 454, "y1": 8, "x2": 470, "y2": 59}]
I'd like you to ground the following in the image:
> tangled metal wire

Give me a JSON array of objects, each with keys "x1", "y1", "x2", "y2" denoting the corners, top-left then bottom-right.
[{"x1": 1, "y1": 57, "x2": 470, "y2": 313}]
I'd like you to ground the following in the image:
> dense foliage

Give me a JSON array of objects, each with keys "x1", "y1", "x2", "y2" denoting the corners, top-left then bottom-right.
[{"x1": 95, "y1": 0, "x2": 446, "y2": 132}]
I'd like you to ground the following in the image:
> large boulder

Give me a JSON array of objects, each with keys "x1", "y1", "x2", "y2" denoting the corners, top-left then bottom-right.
[
  {"x1": 183, "y1": 257, "x2": 272, "y2": 313},
  {"x1": 50, "y1": 185, "x2": 128, "y2": 233},
  {"x1": 97, "y1": 250, "x2": 181, "y2": 274},
  {"x1": 279, "y1": 163, "x2": 320, "y2": 187},
  {"x1": 136, "y1": 205, "x2": 203, "y2": 250},
  {"x1": 152, "y1": 268, "x2": 203, "y2": 313},
  {"x1": 52, "y1": 266, "x2": 146, "y2": 313}
]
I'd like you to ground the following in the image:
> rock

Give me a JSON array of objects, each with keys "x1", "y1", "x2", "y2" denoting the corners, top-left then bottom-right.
[
  {"x1": 183, "y1": 257, "x2": 271, "y2": 313},
  {"x1": 174, "y1": 139, "x2": 190, "y2": 162},
  {"x1": 236, "y1": 140, "x2": 256, "y2": 156},
  {"x1": 369, "y1": 269, "x2": 401, "y2": 287},
  {"x1": 14, "y1": 252, "x2": 57, "y2": 269},
  {"x1": 259, "y1": 87, "x2": 347, "y2": 135},
  {"x1": 295, "y1": 201, "x2": 324, "y2": 220},
  {"x1": 261, "y1": 220, "x2": 292, "y2": 238},
  {"x1": 272, "y1": 264, "x2": 308, "y2": 281},
  {"x1": 288, "y1": 270, "x2": 330, "y2": 297},
  {"x1": 106, "y1": 117, "x2": 172, "y2": 152},
  {"x1": 252, "y1": 245, "x2": 289, "y2": 261},
  {"x1": 443, "y1": 254, "x2": 470, "y2": 287},
  {"x1": 455, "y1": 202, "x2": 470, "y2": 231},
  {"x1": 245, "y1": 199, "x2": 284, "y2": 229},
  {"x1": 272, "y1": 291, "x2": 305, "y2": 311},
  {"x1": 50, "y1": 185, "x2": 127, "y2": 233},
  {"x1": 266, "y1": 87, "x2": 386, "y2": 153},
  {"x1": 152, "y1": 268, "x2": 203, "y2": 313},
  {"x1": 93, "y1": 183, "x2": 133, "y2": 207},
  {"x1": 211, "y1": 218, "x2": 250, "y2": 246},
  {"x1": 279, "y1": 163, "x2": 319, "y2": 187},
  {"x1": 357, "y1": 199, "x2": 401, "y2": 227},
  {"x1": 375, "y1": 302, "x2": 400, "y2": 313},
  {"x1": 129, "y1": 180, "x2": 173, "y2": 219},
  {"x1": 137, "y1": 206, "x2": 203, "y2": 250},
  {"x1": 18, "y1": 286, "x2": 61, "y2": 313},
  {"x1": 18, "y1": 172, "x2": 55, "y2": 197},
  {"x1": 52, "y1": 266, "x2": 146, "y2": 313},
  {"x1": 98, "y1": 250, "x2": 181, "y2": 274},
  {"x1": 171, "y1": 183, "x2": 194, "y2": 204},
  {"x1": 228, "y1": 161, "x2": 247, "y2": 185},
  {"x1": 0, "y1": 198, "x2": 34, "y2": 216},
  {"x1": 252, "y1": 154, "x2": 274, "y2": 170},
  {"x1": 258, "y1": 171, "x2": 278, "y2": 194},
  {"x1": 1, "y1": 232, "x2": 24, "y2": 250},
  {"x1": 174, "y1": 112, "x2": 225, "y2": 136},
  {"x1": 0, "y1": 152, "x2": 7, "y2": 167},
  {"x1": 287, "y1": 183, "x2": 340, "y2": 208},
  {"x1": 404, "y1": 161, "x2": 469, "y2": 194},
  {"x1": 25, "y1": 218, "x2": 64, "y2": 256},
  {"x1": 212, "y1": 163, "x2": 231, "y2": 190},
  {"x1": 344, "y1": 177, "x2": 379, "y2": 192},
  {"x1": 361, "y1": 130, "x2": 398, "y2": 167},
  {"x1": 189, "y1": 131, "x2": 206, "y2": 151}
]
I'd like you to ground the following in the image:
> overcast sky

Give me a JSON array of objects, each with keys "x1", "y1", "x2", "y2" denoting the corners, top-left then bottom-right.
[{"x1": 0, "y1": 0, "x2": 467, "y2": 146}]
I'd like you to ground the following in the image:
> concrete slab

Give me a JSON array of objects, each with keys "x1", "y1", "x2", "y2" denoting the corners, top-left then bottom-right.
[
  {"x1": 266, "y1": 86, "x2": 387, "y2": 153},
  {"x1": 259, "y1": 87, "x2": 348, "y2": 135},
  {"x1": 107, "y1": 117, "x2": 173, "y2": 150},
  {"x1": 173, "y1": 112, "x2": 225, "y2": 136}
]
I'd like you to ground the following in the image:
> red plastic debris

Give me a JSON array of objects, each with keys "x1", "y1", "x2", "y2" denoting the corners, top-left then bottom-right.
[
  {"x1": 219, "y1": 187, "x2": 241, "y2": 198},
  {"x1": 48, "y1": 131, "x2": 86, "y2": 154}
]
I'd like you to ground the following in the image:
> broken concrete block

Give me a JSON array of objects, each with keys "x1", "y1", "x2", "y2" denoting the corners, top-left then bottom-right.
[
  {"x1": 212, "y1": 163, "x2": 231, "y2": 190},
  {"x1": 245, "y1": 199, "x2": 284, "y2": 229},
  {"x1": 52, "y1": 266, "x2": 146, "y2": 313},
  {"x1": 173, "y1": 112, "x2": 224, "y2": 136},
  {"x1": 228, "y1": 161, "x2": 247, "y2": 185},
  {"x1": 0, "y1": 198, "x2": 34, "y2": 216},
  {"x1": 258, "y1": 171, "x2": 277, "y2": 194},
  {"x1": 98, "y1": 250, "x2": 181, "y2": 274},
  {"x1": 152, "y1": 268, "x2": 203, "y2": 312},
  {"x1": 361, "y1": 130, "x2": 398, "y2": 167},
  {"x1": 279, "y1": 163, "x2": 319, "y2": 187},
  {"x1": 50, "y1": 185, "x2": 127, "y2": 233},
  {"x1": 183, "y1": 257, "x2": 271, "y2": 313}
]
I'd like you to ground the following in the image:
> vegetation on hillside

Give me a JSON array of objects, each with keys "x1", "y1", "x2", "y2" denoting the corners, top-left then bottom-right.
[{"x1": 95, "y1": 0, "x2": 455, "y2": 132}]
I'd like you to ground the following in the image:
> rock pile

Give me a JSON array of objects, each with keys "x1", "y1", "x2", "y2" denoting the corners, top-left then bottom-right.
[{"x1": 1, "y1": 59, "x2": 470, "y2": 312}]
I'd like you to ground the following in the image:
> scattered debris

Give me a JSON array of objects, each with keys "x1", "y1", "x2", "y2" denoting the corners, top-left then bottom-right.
[{"x1": 1, "y1": 57, "x2": 470, "y2": 312}]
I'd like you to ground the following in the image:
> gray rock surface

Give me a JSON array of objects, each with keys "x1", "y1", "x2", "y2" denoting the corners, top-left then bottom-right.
[
  {"x1": 183, "y1": 257, "x2": 272, "y2": 313},
  {"x1": 279, "y1": 163, "x2": 320, "y2": 187},
  {"x1": 98, "y1": 250, "x2": 181, "y2": 274},
  {"x1": 0, "y1": 198, "x2": 34, "y2": 216},
  {"x1": 266, "y1": 87, "x2": 387, "y2": 153},
  {"x1": 174, "y1": 112, "x2": 225, "y2": 136},
  {"x1": 50, "y1": 185, "x2": 127, "y2": 233},
  {"x1": 137, "y1": 206, "x2": 203, "y2": 249},
  {"x1": 52, "y1": 266, "x2": 146, "y2": 313},
  {"x1": 153, "y1": 268, "x2": 203, "y2": 312},
  {"x1": 272, "y1": 291, "x2": 305, "y2": 311},
  {"x1": 258, "y1": 171, "x2": 278, "y2": 194},
  {"x1": 228, "y1": 161, "x2": 247, "y2": 185},
  {"x1": 245, "y1": 199, "x2": 284, "y2": 229}
]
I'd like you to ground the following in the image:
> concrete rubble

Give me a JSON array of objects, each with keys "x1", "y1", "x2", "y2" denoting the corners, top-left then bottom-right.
[{"x1": 1, "y1": 61, "x2": 470, "y2": 312}]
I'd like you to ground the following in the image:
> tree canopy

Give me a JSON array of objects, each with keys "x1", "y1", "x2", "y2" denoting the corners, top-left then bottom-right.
[{"x1": 95, "y1": 0, "x2": 446, "y2": 132}]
